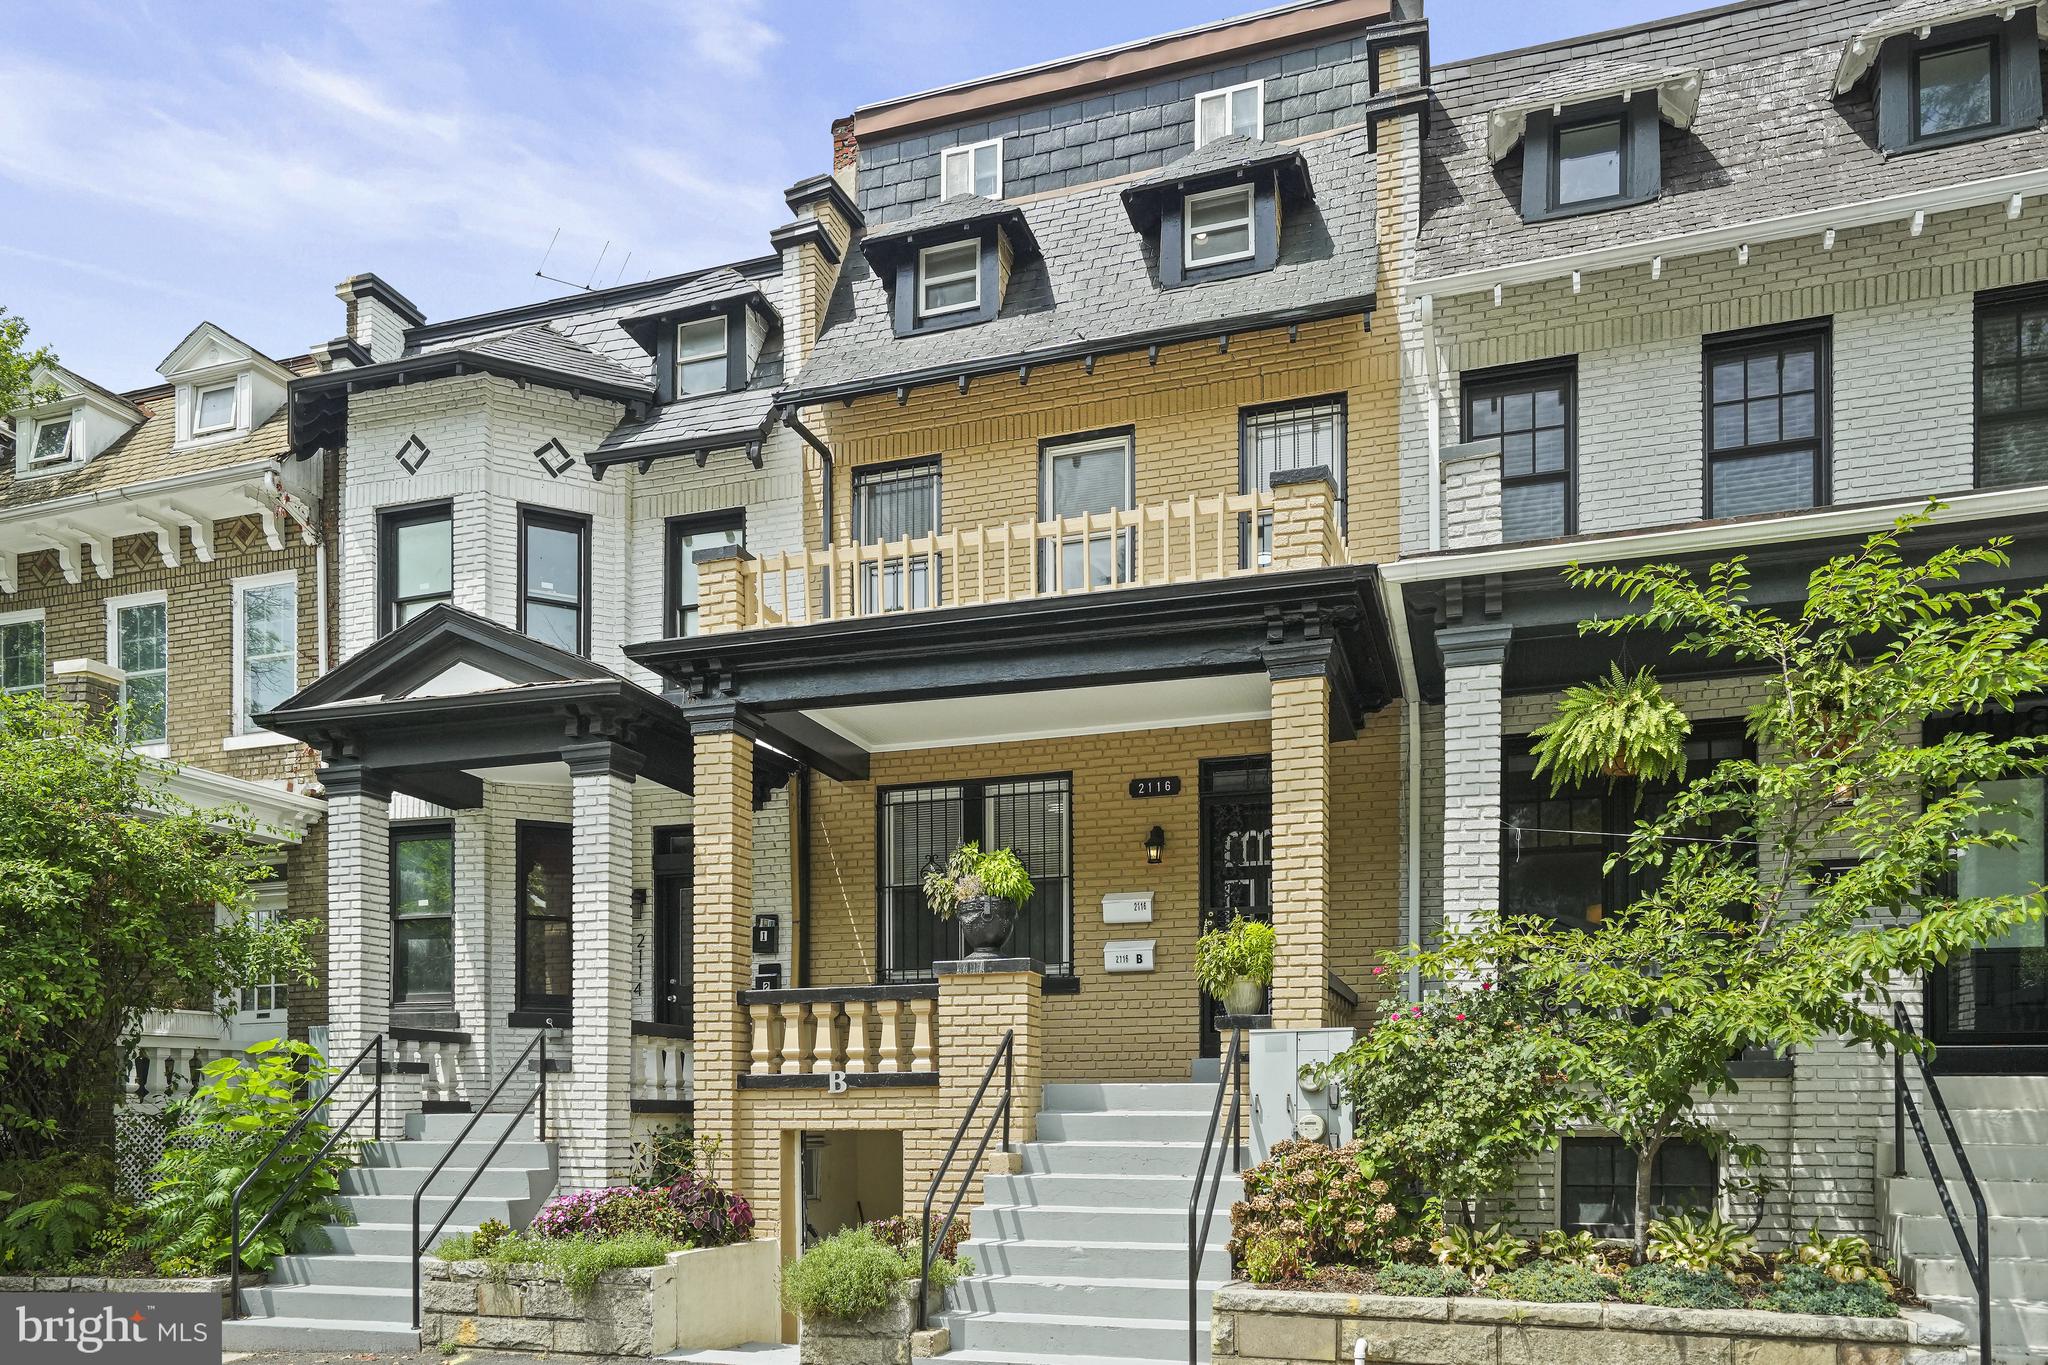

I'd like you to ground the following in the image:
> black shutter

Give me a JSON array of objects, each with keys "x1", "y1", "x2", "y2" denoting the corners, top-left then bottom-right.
[
  {"x1": 1158, "y1": 198, "x2": 1187, "y2": 288},
  {"x1": 2004, "y1": 12, "x2": 2044, "y2": 129},
  {"x1": 891, "y1": 260, "x2": 918, "y2": 337},
  {"x1": 725, "y1": 307, "x2": 748, "y2": 392},
  {"x1": 654, "y1": 328, "x2": 676, "y2": 404},
  {"x1": 1624, "y1": 89, "x2": 1661, "y2": 203},
  {"x1": 1876, "y1": 40, "x2": 1910, "y2": 152},
  {"x1": 1520, "y1": 109, "x2": 1554, "y2": 222}
]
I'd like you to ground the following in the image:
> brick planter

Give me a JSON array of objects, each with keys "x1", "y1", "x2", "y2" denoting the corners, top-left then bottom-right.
[
  {"x1": 0, "y1": 1273, "x2": 240, "y2": 1318},
  {"x1": 422, "y1": 1240, "x2": 778, "y2": 1356},
  {"x1": 798, "y1": 1279, "x2": 946, "y2": 1365},
  {"x1": 1210, "y1": 1285, "x2": 1972, "y2": 1365}
]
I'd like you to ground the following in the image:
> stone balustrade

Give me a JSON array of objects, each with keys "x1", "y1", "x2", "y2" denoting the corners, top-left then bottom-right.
[
  {"x1": 739, "y1": 985, "x2": 939, "y2": 1084},
  {"x1": 389, "y1": 1030, "x2": 470, "y2": 1108},
  {"x1": 630, "y1": 1025, "x2": 694, "y2": 1104}
]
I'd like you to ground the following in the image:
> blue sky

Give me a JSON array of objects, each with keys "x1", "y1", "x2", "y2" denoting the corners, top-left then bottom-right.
[{"x1": 1, "y1": 0, "x2": 1689, "y2": 389}]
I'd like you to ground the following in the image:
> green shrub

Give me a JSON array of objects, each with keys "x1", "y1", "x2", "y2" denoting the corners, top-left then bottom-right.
[
  {"x1": 1194, "y1": 916, "x2": 1277, "y2": 996},
  {"x1": 1482, "y1": 1261, "x2": 1614, "y2": 1303},
  {"x1": 1644, "y1": 1209, "x2": 1755, "y2": 1277},
  {"x1": 780, "y1": 1226, "x2": 966, "y2": 1322},
  {"x1": 433, "y1": 1231, "x2": 479, "y2": 1261},
  {"x1": 1786, "y1": 1225, "x2": 1892, "y2": 1288},
  {"x1": 487, "y1": 1231, "x2": 675, "y2": 1294},
  {"x1": 0, "y1": 1155, "x2": 135, "y2": 1274},
  {"x1": 142, "y1": 1040, "x2": 350, "y2": 1273},
  {"x1": 471, "y1": 1218, "x2": 511, "y2": 1257},
  {"x1": 1372, "y1": 1261, "x2": 1470, "y2": 1297},
  {"x1": 1431, "y1": 1221, "x2": 1528, "y2": 1279},
  {"x1": 1537, "y1": 1228, "x2": 1610, "y2": 1270},
  {"x1": 865, "y1": 1212, "x2": 964, "y2": 1265},
  {"x1": 1232, "y1": 1140, "x2": 1435, "y2": 1270},
  {"x1": 1242, "y1": 1234, "x2": 1309, "y2": 1285},
  {"x1": 1754, "y1": 1266, "x2": 1898, "y2": 1319},
  {"x1": 1618, "y1": 1262, "x2": 1743, "y2": 1310}
]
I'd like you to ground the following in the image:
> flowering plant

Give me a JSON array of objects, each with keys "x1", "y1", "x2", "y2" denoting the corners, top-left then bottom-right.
[
  {"x1": 1230, "y1": 1139, "x2": 1435, "y2": 1273},
  {"x1": 529, "y1": 1173, "x2": 753, "y2": 1248}
]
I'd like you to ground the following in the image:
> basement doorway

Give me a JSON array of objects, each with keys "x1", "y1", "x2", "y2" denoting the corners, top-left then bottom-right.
[{"x1": 799, "y1": 1130, "x2": 903, "y2": 1247}]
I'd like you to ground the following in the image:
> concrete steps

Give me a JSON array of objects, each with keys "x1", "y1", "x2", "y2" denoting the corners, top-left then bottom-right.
[
  {"x1": 220, "y1": 1109, "x2": 556, "y2": 1354},
  {"x1": 937, "y1": 1080, "x2": 1238, "y2": 1364}
]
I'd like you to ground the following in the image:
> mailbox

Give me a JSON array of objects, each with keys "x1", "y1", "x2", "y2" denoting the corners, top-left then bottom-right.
[
  {"x1": 1102, "y1": 891, "x2": 1154, "y2": 924},
  {"x1": 752, "y1": 914, "x2": 779, "y2": 955}
]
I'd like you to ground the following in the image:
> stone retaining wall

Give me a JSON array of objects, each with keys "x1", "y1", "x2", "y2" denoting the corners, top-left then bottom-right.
[
  {"x1": 0, "y1": 1274, "x2": 238, "y2": 1318},
  {"x1": 1211, "y1": 1285, "x2": 1971, "y2": 1365}
]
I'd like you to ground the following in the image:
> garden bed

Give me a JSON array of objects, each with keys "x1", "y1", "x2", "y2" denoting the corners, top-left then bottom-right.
[{"x1": 1210, "y1": 1285, "x2": 1969, "y2": 1365}]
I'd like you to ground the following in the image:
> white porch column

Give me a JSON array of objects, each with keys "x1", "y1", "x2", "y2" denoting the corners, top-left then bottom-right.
[
  {"x1": 324, "y1": 763, "x2": 392, "y2": 1129},
  {"x1": 1439, "y1": 624, "x2": 1511, "y2": 942},
  {"x1": 450, "y1": 804, "x2": 492, "y2": 1097},
  {"x1": 561, "y1": 743, "x2": 639, "y2": 1189}
]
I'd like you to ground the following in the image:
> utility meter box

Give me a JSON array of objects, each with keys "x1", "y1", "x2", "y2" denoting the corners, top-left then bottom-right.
[{"x1": 1248, "y1": 1028, "x2": 1356, "y2": 1163}]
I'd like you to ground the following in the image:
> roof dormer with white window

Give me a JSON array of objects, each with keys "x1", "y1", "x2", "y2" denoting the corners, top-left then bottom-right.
[
  {"x1": 157, "y1": 322, "x2": 295, "y2": 450},
  {"x1": 9, "y1": 365, "x2": 145, "y2": 480}
]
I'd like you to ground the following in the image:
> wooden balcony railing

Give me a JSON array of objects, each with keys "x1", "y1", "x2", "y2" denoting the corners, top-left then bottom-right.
[
  {"x1": 702, "y1": 483, "x2": 1345, "y2": 634},
  {"x1": 739, "y1": 985, "x2": 939, "y2": 1086}
]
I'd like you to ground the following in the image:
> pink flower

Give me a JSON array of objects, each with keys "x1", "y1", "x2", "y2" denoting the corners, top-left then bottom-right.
[
  {"x1": 1371, "y1": 966, "x2": 1385, "y2": 976},
  {"x1": 1481, "y1": 981, "x2": 1494, "y2": 991},
  {"x1": 1410, "y1": 1005, "x2": 1422, "y2": 1016},
  {"x1": 1454, "y1": 1013, "x2": 1466, "y2": 1022}
]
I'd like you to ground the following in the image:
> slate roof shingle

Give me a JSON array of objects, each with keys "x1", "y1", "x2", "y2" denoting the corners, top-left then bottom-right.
[
  {"x1": 1417, "y1": 0, "x2": 2048, "y2": 285},
  {"x1": 417, "y1": 323, "x2": 651, "y2": 395},
  {"x1": 787, "y1": 124, "x2": 1379, "y2": 401},
  {"x1": 590, "y1": 386, "x2": 781, "y2": 464},
  {"x1": 1835, "y1": 0, "x2": 2048, "y2": 89}
]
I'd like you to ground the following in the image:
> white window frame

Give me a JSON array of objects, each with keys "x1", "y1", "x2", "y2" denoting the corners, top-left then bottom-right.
[
  {"x1": 940, "y1": 137, "x2": 1003, "y2": 199},
  {"x1": 106, "y1": 590, "x2": 169, "y2": 755},
  {"x1": 231, "y1": 571, "x2": 298, "y2": 739},
  {"x1": 192, "y1": 381, "x2": 240, "y2": 436},
  {"x1": 918, "y1": 240, "x2": 982, "y2": 318},
  {"x1": 25, "y1": 414, "x2": 74, "y2": 468},
  {"x1": 1184, "y1": 184, "x2": 1256, "y2": 267},
  {"x1": 234, "y1": 881, "x2": 289, "y2": 1018},
  {"x1": 1039, "y1": 433, "x2": 1136, "y2": 590},
  {"x1": 1194, "y1": 79, "x2": 1264, "y2": 147},
  {"x1": 0, "y1": 608, "x2": 46, "y2": 697},
  {"x1": 675, "y1": 316, "x2": 730, "y2": 397}
]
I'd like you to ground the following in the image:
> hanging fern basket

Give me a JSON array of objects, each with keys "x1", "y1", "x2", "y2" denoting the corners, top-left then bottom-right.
[{"x1": 1529, "y1": 664, "x2": 1692, "y2": 792}]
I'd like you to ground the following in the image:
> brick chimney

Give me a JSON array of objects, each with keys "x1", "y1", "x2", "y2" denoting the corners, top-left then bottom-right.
[
  {"x1": 50, "y1": 658, "x2": 125, "y2": 717},
  {"x1": 335, "y1": 273, "x2": 425, "y2": 364}
]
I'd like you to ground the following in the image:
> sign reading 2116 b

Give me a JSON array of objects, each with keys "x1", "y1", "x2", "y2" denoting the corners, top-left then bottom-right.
[{"x1": 4, "y1": 1294, "x2": 219, "y2": 1364}]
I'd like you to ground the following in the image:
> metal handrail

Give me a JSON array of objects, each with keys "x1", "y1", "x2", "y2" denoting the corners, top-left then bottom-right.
[
  {"x1": 410, "y1": 1029, "x2": 550, "y2": 1328},
  {"x1": 1188, "y1": 1025, "x2": 1245, "y2": 1365},
  {"x1": 1890, "y1": 1002, "x2": 1990, "y2": 1365},
  {"x1": 918, "y1": 1029, "x2": 1014, "y2": 1332},
  {"x1": 228, "y1": 1035, "x2": 384, "y2": 1318}
]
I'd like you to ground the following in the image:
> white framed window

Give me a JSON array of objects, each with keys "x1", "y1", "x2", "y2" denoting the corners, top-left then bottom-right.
[
  {"x1": 1194, "y1": 80, "x2": 1263, "y2": 147},
  {"x1": 193, "y1": 382, "x2": 239, "y2": 435},
  {"x1": 676, "y1": 317, "x2": 730, "y2": 397},
  {"x1": 232, "y1": 572, "x2": 298, "y2": 736},
  {"x1": 940, "y1": 138, "x2": 1003, "y2": 199},
  {"x1": 918, "y1": 240, "x2": 981, "y2": 318},
  {"x1": 107, "y1": 591, "x2": 169, "y2": 751},
  {"x1": 0, "y1": 609, "x2": 46, "y2": 697},
  {"x1": 1184, "y1": 185, "x2": 1255, "y2": 267},
  {"x1": 26, "y1": 415, "x2": 73, "y2": 467},
  {"x1": 1039, "y1": 433, "x2": 1135, "y2": 589},
  {"x1": 235, "y1": 882, "x2": 289, "y2": 1016}
]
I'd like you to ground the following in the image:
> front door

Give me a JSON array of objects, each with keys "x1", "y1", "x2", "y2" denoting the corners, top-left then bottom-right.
[
  {"x1": 1199, "y1": 756, "x2": 1272, "y2": 1058},
  {"x1": 1932, "y1": 771, "x2": 2048, "y2": 1062},
  {"x1": 652, "y1": 827, "x2": 693, "y2": 1033}
]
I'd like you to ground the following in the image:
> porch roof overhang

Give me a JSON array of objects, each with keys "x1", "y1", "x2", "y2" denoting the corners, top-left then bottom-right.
[
  {"x1": 625, "y1": 566, "x2": 1400, "y2": 774},
  {"x1": 146, "y1": 759, "x2": 325, "y2": 842},
  {"x1": 1391, "y1": 496, "x2": 2048, "y2": 702}
]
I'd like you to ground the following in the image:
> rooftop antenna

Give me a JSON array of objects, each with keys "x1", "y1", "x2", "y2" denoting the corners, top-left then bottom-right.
[
  {"x1": 583, "y1": 240, "x2": 612, "y2": 289},
  {"x1": 533, "y1": 228, "x2": 605, "y2": 293},
  {"x1": 611, "y1": 251, "x2": 634, "y2": 287}
]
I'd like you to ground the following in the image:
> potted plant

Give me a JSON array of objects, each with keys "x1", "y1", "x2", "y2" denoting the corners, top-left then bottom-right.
[
  {"x1": 1194, "y1": 915, "x2": 1276, "y2": 1016},
  {"x1": 923, "y1": 842, "x2": 1036, "y2": 960},
  {"x1": 1528, "y1": 663, "x2": 1690, "y2": 791}
]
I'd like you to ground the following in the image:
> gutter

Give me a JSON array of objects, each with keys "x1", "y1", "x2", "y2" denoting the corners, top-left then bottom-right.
[
  {"x1": 1375, "y1": 570, "x2": 1425, "y2": 1002},
  {"x1": 778, "y1": 407, "x2": 837, "y2": 549}
]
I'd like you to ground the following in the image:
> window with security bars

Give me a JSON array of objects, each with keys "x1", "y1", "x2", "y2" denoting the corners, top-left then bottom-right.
[
  {"x1": 1464, "y1": 367, "x2": 1572, "y2": 541},
  {"x1": 1977, "y1": 287, "x2": 2048, "y2": 488},
  {"x1": 854, "y1": 460, "x2": 941, "y2": 612},
  {"x1": 879, "y1": 775, "x2": 1072, "y2": 981},
  {"x1": 1562, "y1": 1137, "x2": 1716, "y2": 1237},
  {"x1": 1704, "y1": 329, "x2": 1828, "y2": 518},
  {"x1": 1241, "y1": 397, "x2": 1346, "y2": 563}
]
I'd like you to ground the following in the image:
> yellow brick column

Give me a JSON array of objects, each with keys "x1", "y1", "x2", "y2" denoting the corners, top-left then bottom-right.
[
  {"x1": 687, "y1": 704, "x2": 758, "y2": 1199},
  {"x1": 692, "y1": 544, "x2": 754, "y2": 634},
  {"x1": 1268, "y1": 466, "x2": 1341, "y2": 569},
  {"x1": 932, "y1": 959, "x2": 1046, "y2": 1197},
  {"x1": 1268, "y1": 649, "x2": 1334, "y2": 1028}
]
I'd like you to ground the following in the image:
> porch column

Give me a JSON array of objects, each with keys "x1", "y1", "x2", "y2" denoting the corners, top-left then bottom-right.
[
  {"x1": 688, "y1": 704, "x2": 758, "y2": 1198},
  {"x1": 323, "y1": 762, "x2": 391, "y2": 1123},
  {"x1": 562, "y1": 742, "x2": 640, "y2": 1189},
  {"x1": 1439, "y1": 624, "x2": 1512, "y2": 941},
  {"x1": 1268, "y1": 645, "x2": 1335, "y2": 1028}
]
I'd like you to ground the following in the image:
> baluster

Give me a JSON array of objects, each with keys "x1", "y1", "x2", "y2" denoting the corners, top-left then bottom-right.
[
  {"x1": 749, "y1": 1004, "x2": 773, "y2": 1075},
  {"x1": 122, "y1": 1050, "x2": 143, "y2": 1106},
  {"x1": 680, "y1": 1042, "x2": 695, "y2": 1100},
  {"x1": 843, "y1": 1000, "x2": 870, "y2": 1074},
  {"x1": 875, "y1": 999, "x2": 902, "y2": 1073},
  {"x1": 909, "y1": 997, "x2": 935, "y2": 1074},
  {"x1": 779, "y1": 1003, "x2": 807, "y2": 1075},
  {"x1": 810, "y1": 1003, "x2": 839, "y2": 1075}
]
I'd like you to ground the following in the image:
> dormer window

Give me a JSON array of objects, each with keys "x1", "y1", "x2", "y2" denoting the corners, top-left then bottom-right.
[
  {"x1": 1913, "y1": 38, "x2": 1997, "y2": 141},
  {"x1": 1554, "y1": 116, "x2": 1624, "y2": 207},
  {"x1": 1194, "y1": 81, "x2": 1263, "y2": 147},
  {"x1": 1844, "y1": 6, "x2": 2043, "y2": 155},
  {"x1": 918, "y1": 241, "x2": 982, "y2": 318},
  {"x1": 27, "y1": 416, "x2": 72, "y2": 466},
  {"x1": 676, "y1": 317, "x2": 730, "y2": 396},
  {"x1": 193, "y1": 382, "x2": 239, "y2": 436},
  {"x1": 941, "y1": 138, "x2": 1002, "y2": 199},
  {"x1": 1488, "y1": 69, "x2": 1700, "y2": 224},
  {"x1": 1184, "y1": 186, "x2": 1254, "y2": 267}
]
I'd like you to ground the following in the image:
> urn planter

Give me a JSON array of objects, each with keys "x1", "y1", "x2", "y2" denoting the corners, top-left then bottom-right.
[{"x1": 956, "y1": 895, "x2": 1014, "y2": 960}]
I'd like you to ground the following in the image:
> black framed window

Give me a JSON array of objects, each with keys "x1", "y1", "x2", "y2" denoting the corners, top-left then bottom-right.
[
  {"x1": 1914, "y1": 38, "x2": 1998, "y2": 142},
  {"x1": 1562, "y1": 1137, "x2": 1717, "y2": 1237},
  {"x1": 1241, "y1": 396, "x2": 1348, "y2": 563},
  {"x1": 1876, "y1": 15, "x2": 2040, "y2": 153},
  {"x1": 1502, "y1": 724, "x2": 1752, "y2": 930},
  {"x1": 1464, "y1": 366, "x2": 1573, "y2": 542},
  {"x1": 518, "y1": 507, "x2": 589, "y2": 654},
  {"x1": 1553, "y1": 116, "x2": 1623, "y2": 207},
  {"x1": 853, "y1": 459, "x2": 942, "y2": 613},
  {"x1": 379, "y1": 503, "x2": 453, "y2": 634},
  {"x1": 516, "y1": 822, "x2": 573, "y2": 1014},
  {"x1": 1704, "y1": 327, "x2": 1828, "y2": 519},
  {"x1": 666, "y1": 510, "x2": 746, "y2": 637},
  {"x1": 1520, "y1": 93, "x2": 1659, "y2": 222},
  {"x1": 1976, "y1": 286, "x2": 2048, "y2": 489},
  {"x1": 879, "y1": 774, "x2": 1072, "y2": 982},
  {"x1": 392, "y1": 824, "x2": 454, "y2": 1006}
]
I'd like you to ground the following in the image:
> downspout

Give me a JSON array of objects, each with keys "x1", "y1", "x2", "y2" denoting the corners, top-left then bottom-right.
[
  {"x1": 780, "y1": 406, "x2": 836, "y2": 549},
  {"x1": 260, "y1": 466, "x2": 330, "y2": 673},
  {"x1": 796, "y1": 767, "x2": 812, "y2": 989},
  {"x1": 1377, "y1": 571, "x2": 1425, "y2": 1004},
  {"x1": 1419, "y1": 293, "x2": 1443, "y2": 552}
]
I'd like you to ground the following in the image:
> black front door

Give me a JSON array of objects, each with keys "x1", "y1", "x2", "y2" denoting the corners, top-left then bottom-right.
[
  {"x1": 1199, "y1": 756, "x2": 1272, "y2": 1058},
  {"x1": 652, "y1": 827, "x2": 693, "y2": 1033}
]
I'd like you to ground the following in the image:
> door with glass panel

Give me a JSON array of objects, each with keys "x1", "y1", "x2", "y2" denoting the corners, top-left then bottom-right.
[
  {"x1": 651, "y1": 827, "x2": 694, "y2": 1033},
  {"x1": 853, "y1": 460, "x2": 941, "y2": 613},
  {"x1": 1040, "y1": 433, "x2": 1133, "y2": 590},
  {"x1": 1199, "y1": 757, "x2": 1272, "y2": 1058},
  {"x1": 1240, "y1": 398, "x2": 1345, "y2": 566}
]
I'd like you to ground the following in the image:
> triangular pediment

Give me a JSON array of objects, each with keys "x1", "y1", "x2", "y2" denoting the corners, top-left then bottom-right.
[
  {"x1": 409, "y1": 660, "x2": 522, "y2": 698},
  {"x1": 157, "y1": 321, "x2": 292, "y2": 385},
  {"x1": 273, "y1": 604, "x2": 616, "y2": 716}
]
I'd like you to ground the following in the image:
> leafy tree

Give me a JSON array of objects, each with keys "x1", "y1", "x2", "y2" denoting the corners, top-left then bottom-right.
[
  {"x1": 0, "y1": 305, "x2": 56, "y2": 423},
  {"x1": 0, "y1": 691, "x2": 314, "y2": 1160},
  {"x1": 1409, "y1": 508, "x2": 2048, "y2": 1254}
]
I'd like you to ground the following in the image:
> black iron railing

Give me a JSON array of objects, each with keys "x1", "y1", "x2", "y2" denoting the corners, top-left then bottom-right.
[
  {"x1": 1890, "y1": 1001, "x2": 1989, "y2": 1365},
  {"x1": 918, "y1": 1029, "x2": 1014, "y2": 1332},
  {"x1": 227, "y1": 1035, "x2": 385, "y2": 1318},
  {"x1": 410, "y1": 1031, "x2": 551, "y2": 1329},
  {"x1": 1188, "y1": 1024, "x2": 1245, "y2": 1365}
]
